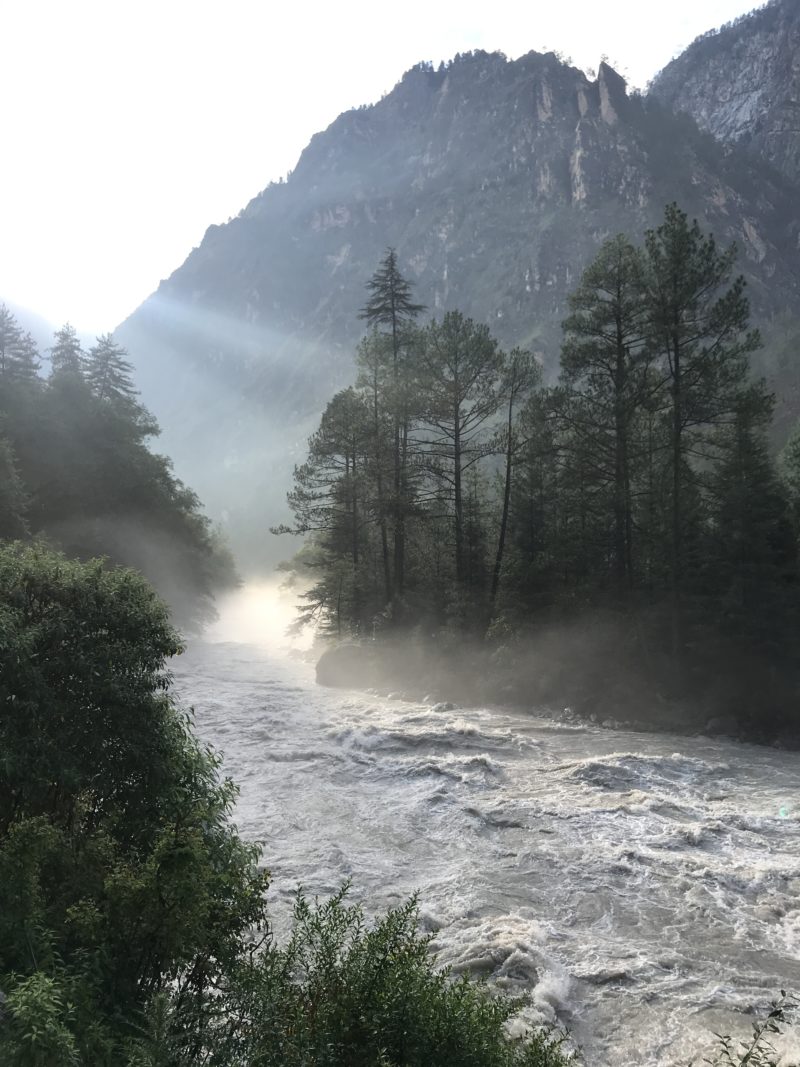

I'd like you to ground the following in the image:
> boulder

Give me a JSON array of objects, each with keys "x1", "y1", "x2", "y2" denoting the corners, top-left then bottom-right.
[{"x1": 316, "y1": 644, "x2": 376, "y2": 688}]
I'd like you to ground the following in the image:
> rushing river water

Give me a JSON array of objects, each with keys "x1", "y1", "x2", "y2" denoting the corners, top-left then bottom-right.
[{"x1": 173, "y1": 587, "x2": 800, "y2": 1066}]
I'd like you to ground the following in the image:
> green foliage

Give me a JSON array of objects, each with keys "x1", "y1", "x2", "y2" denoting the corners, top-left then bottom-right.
[
  {"x1": 0, "y1": 543, "x2": 267, "y2": 1064},
  {"x1": 283, "y1": 207, "x2": 800, "y2": 733},
  {"x1": 0, "y1": 307, "x2": 238, "y2": 627},
  {"x1": 0, "y1": 304, "x2": 40, "y2": 383},
  {"x1": 0, "y1": 433, "x2": 28, "y2": 538},
  {"x1": 0, "y1": 972, "x2": 79, "y2": 1067},
  {"x1": 704, "y1": 992, "x2": 798, "y2": 1067},
  {"x1": 0, "y1": 543, "x2": 574, "y2": 1066},
  {"x1": 125, "y1": 887, "x2": 572, "y2": 1067}
]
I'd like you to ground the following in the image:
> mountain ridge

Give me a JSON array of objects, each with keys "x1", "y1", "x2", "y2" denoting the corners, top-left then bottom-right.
[
  {"x1": 650, "y1": 0, "x2": 800, "y2": 185},
  {"x1": 117, "y1": 44, "x2": 800, "y2": 563}
]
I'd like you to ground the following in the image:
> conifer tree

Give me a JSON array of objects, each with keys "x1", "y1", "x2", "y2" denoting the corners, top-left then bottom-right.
[
  {"x1": 490, "y1": 349, "x2": 540, "y2": 610},
  {"x1": 0, "y1": 433, "x2": 28, "y2": 537},
  {"x1": 282, "y1": 388, "x2": 377, "y2": 632},
  {"x1": 644, "y1": 203, "x2": 760, "y2": 654},
  {"x1": 355, "y1": 332, "x2": 393, "y2": 603},
  {"x1": 561, "y1": 235, "x2": 652, "y2": 593},
  {"x1": 49, "y1": 323, "x2": 84, "y2": 377},
  {"x1": 359, "y1": 249, "x2": 426, "y2": 600},
  {"x1": 85, "y1": 333, "x2": 138, "y2": 409},
  {"x1": 706, "y1": 391, "x2": 796, "y2": 679},
  {"x1": 0, "y1": 306, "x2": 40, "y2": 383},
  {"x1": 418, "y1": 311, "x2": 503, "y2": 586}
]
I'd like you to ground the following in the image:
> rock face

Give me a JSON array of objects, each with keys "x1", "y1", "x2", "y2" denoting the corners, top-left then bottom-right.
[
  {"x1": 116, "y1": 49, "x2": 800, "y2": 562},
  {"x1": 651, "y1": 0, "x2": 800, "y2": 186}
]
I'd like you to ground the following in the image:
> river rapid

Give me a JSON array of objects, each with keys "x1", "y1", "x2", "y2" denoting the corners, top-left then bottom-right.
[{"x1": 173, "y1": 586, "x2": 800, "y2": 1066}]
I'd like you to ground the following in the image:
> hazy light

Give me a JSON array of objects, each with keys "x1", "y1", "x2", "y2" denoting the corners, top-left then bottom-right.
[
  {"x1": 3, "y1": 0, "x2": 760, "y2": 333},
  {"x1": 206, "y1": 582, "x2": 313, "y2": 651}
]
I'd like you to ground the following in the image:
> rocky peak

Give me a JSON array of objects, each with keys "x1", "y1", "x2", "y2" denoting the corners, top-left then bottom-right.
[
  {"x1": 117, "y1": 46, "x2": 800, "y2": 560},
  {"x1": 650, "y1": 0, "x2": 800, "y2": 185},
  {"x1": 597, "y1": 61, "x2": 628, "y2": 125}
]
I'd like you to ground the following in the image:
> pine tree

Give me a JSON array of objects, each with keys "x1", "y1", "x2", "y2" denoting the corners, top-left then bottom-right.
[
  {"x1": 644, "y1": 203, "x2": 760, "y2": 655},
  {"x1": 0, "y1": 306, "x2": 40, "y2": 383},
  {"x1": 490, "y1": 349, "x2": 541, "y2": 611},
  {"x1": 561, "y1": 235, "x2": 651, "y2": 594},
  {"x1": 49, "y1": 324, "x2": 84, "y2": 378},
  {"x1": 359, "y1": 249, "x2": 426, "y2": 600},
  {"x1": 707, "y1": 391, "x2": 793, "y2": 645},
  {"x1": 281, "y1": 388, "x2": 377, "y2": 632},
  {"x1": 0, "y1": 433, "x2": 28, "y2": 538},
  {"x1": 418, "y1": 311, "x2": 503, "y2": 587},
  {"x1": 355, "y1": 331, "x2": 394, "y2": 604},
  {"x1": 85, "y1": 333, "x2": 138, "y2": 408}
]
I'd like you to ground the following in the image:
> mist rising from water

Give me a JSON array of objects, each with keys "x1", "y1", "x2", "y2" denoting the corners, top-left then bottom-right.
[{"x1": 206, "y1": 581, "x2": 313, "y2": 651}]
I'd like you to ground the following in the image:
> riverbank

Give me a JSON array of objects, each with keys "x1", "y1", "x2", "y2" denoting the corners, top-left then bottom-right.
[
  {"x1": 176, "y1": 632, "x2": 800, "y2": 1066},
  {"x1": 315, "y1": 635, "x2": 800, "y2": 750}
]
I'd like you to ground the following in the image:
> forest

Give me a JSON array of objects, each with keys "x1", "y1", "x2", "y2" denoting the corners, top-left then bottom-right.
[
  {"x1": 279, "y1": 204, "x2": 800, "y2": 740},
  {"x1": 0, "y1": 207, "x2": 797, "y2": 1062},
  {"x1": 0, "y1": 310, "x2": 237, "y2": 627}
]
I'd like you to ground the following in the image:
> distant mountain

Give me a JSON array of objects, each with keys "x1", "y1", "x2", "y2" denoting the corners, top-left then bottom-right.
[
  {"x1": 117, "y1": 49, "x2": 800, "y2": 565},
  {"x1": 651, "y1": 0, "x2": 800, "y2": 186}
]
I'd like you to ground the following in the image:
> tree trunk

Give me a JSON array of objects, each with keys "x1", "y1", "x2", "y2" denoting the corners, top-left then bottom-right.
[
  {"x1": 490, "y1": 392, "x2": 514, "y2": 605},
  {"x1": 671, "y1": 333, "x2": 683, "y2": 660},
  {"x1": 613, "y1": 320, "x2": 630, "y2": 595},
  {"x1": 391, "y1": 306, "x2": 404, "y2": 599},
  {"x1": 371, "y1": 369, "x2": 392, "y2": 603},
  {"x1": 454, "y1": 402, "x2": 464, "y2": 583}
]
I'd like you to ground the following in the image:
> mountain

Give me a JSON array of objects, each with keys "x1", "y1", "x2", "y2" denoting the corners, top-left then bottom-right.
[
  {"x1": 650, "y1": 0, "x2": 800, "y2": 186},
  {"x1": 117, "y1": 49, "x2": 800, "y2": 565}
]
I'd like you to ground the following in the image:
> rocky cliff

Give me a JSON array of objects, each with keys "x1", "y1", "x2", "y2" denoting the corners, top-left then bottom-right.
[
  {"x1": 117, "y1": 49, "x2": 800, "y2": 563},
  {"x1": 651, "y1": 0, "x2": 800, "y2": 186}
]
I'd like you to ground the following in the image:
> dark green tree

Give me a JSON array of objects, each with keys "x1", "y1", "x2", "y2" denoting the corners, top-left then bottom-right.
[
  {"x1": 355, "y1": 331, "x2": 394, "y2": 603},
  {"x1": 490, "y1": 349, "x2": 541, "y2": 611},
  {"x1": 0, "y1": 305, "x2": 40, "y2": 383},
  {"x1": 281, "y1": 388, "x2": 377, "y2": 632},
  {"x1": 644, "y1": 203, "x2": 761, "y2": 655},
  {"x1": 706, "y1": 391, "x2": 794, "y2": 650},
  {"x1": 561, "y1": 235, "x2": 652, "y2": 594},
  {"x1": 419, "y1": 311, "x2": 503, "y2": 587},
  {"x1": 49, "y1": 323, "x2": 85, "y2": 378},
  {"x1": 359, "y1": 249, "x2": 426, "y2": 600},
  {"x1": 85, "y1": 333, "x2": 137, "y2": 406},
  {"x1": 0, "y1": 434, "x2": 28, "y2": 538},
  {"x1": 0, "y1": 543, "x2": 267, "y2": 1063}
]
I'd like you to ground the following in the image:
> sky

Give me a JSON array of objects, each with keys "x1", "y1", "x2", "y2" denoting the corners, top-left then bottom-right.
[{"x1": 2, "y1": 0, "x2": 762, "y2": 336}]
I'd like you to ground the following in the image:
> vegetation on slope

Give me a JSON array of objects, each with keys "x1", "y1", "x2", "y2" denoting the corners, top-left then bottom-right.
[
  {"x1": 0, "y1": 541, "x2": 572, "y2": 1065},
  {"x1": 279, "y1": 206, "x2": 800, "y2": 739},
  {"x1": 0, "y1": 310, "x2": 237, "y2": 626}
]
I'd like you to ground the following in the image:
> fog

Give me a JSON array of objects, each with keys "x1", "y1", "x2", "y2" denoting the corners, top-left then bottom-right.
[
  {"x1": 173, "y1": 585, "x2": 800, "y2": 1065},
  {"x1": 206, "y1": 580, "x2": 313, "y2": 651}
]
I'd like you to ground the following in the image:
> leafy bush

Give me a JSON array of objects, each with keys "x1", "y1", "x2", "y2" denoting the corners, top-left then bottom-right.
[
  {"x1": 0, "y1": 543, "x2": 570, "y2": 1065},
  {"x1": 0, "y1": 542, "x2": 267, "y2": 1063},
  {"x1": 704, "y1": 993, "x2": 798, "y2": 1067}
]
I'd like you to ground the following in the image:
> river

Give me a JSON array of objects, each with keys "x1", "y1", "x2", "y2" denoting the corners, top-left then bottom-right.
[{"x1": 173, "y1": 585, "x2": 800, "y2": 1066}]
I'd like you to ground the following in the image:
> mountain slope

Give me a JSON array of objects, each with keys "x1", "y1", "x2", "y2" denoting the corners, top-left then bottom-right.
[
  {"x1": 117, "y1": 50, "x2": 800, "y2": 563},
  {"x1": 650, "y1": 0, "x2": 800, "y2": 186}
]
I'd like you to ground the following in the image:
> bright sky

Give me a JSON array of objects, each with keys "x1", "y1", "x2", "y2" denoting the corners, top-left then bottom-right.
[{"x1": 2, "y1": 0, "x2": 760, "y2": 335}]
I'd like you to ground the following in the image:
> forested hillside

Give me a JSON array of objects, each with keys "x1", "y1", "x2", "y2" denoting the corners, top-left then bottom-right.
[
  {"x1": 0, "y1": 306, "x2": 237, "y2": 625},
  {"x1": 282, "y1": 208, "x2": 800, "y2": 740},
  {"x1": 116, "y1": 51, "x2": 800, "y2": 563}
]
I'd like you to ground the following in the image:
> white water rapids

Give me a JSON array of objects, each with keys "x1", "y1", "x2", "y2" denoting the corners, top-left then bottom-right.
[{"x1": 174, "y1": 585, "x2": 800, "y2": 1065}]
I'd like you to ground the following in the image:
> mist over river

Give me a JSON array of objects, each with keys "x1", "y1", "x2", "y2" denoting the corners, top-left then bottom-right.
[{"x1": 173, "y1": 586, "x2": 800, "y2": 1066}]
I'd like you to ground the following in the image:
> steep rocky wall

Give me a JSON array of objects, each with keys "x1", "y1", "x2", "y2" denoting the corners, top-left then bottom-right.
[{"x1": 651, "y1": 0, "x2": 800, "y2": 186}]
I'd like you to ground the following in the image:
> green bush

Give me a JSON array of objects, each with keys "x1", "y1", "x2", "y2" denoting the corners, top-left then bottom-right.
[
  {"x1": 0, "y1": 543, "x2": 570, "y2": 1065},
  {"x1": 0, "y1": 542, "x2": 267, "y2": 1063}
]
